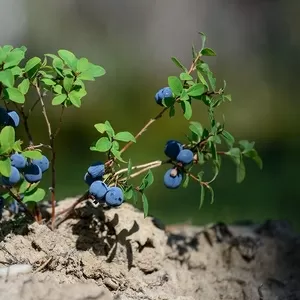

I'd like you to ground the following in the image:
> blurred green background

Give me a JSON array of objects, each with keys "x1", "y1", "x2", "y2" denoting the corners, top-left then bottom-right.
[{"x1": 1, "y1": 0, "x2": 300, "y2": 229}]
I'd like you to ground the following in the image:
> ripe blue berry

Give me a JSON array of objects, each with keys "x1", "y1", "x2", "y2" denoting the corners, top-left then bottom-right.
[
  {"x1": 155, "y1": 87, "x2": 174, "y2": 106},
  {"x1": 10, "y1": 153, "x2": 27, "y2": 169},
  {"x1": 7, "y1": 110, "x2": 20, "y2": 127},
  {"x1": 88, "y1": 161, "x2": 105, "y2": 179},
  {"x1": 24, "y1": 164, "x2": 42, "y2": 183},
  {"x1": 32, "y1": 155, "x2": 49, "y2": 173},
  {"x1": 105, "y1": 187, "x2": 124, "y2": 207},
  {"x1": 163, "y1": 168, "x2": 182, "y2": 189},
  {"x1": 89, "y1": 180, "x2": 108, "y2": 201},
  {"x1": 84, "y1": 172, "x2": 102, "y2": 186},
  {"x1": 2, "y1": 166, "x2": 21, "y2": 186},
  {"x1": 176, "y1": 149, "x2": 194, "y2": 165},
  {"x1": 0, "y1": 107, "x2": 9, "y2": 126},
  {"x1": 164, "y1": 140, "x2": 183, "y2": 160}
]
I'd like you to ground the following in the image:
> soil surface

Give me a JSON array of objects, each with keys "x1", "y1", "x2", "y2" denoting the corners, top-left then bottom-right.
[{"x1": 0, "y1": 197, "x2": 300, "y2": 300}]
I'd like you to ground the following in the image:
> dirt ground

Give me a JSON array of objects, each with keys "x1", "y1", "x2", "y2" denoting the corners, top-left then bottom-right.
[{"x1": 0, "y1": 197, "x2": 300, "y2": 300}]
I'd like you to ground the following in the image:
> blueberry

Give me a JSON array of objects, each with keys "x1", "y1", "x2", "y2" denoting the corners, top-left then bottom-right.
[
  {"x1": 105, "y1": 186, "x2": 124, "y2": 207},
  {"x1": 164, "y1": 140, "x2": 183, "y2": 160},
  {"x1": 87, "y1": 161, "x2": 105, "y2": 179},
  {"x1": 10, "y1": 153, "x2": 27, "y2": 169},
  {"x1": 0, "y1": 107, "x2": 9, "y2": 126},
  {"x1": 2, "y1": 166, "x2": 21, "y2": 186},
  {"x1": 163, "y1": 169, "x2": 182, "y2": 189},
  {"x1": 24, "y1": 164, "x2": 42, "y2": 183},
  {"x1": 176, "y1": 149, "x2": 194, "y2": 165},
  {"x1": 89, "y1": 180, "x2": 108, "y2": 201},
  {"x1": 155, "y1": 87, "x2": 174, "y2": 106},
  {"x1": 32, "y1": 155, "x2": 49, "y2": 173},
  {"x1": 84, "y1": 172, "x2": 102, "y2": 186},
  {"x1": 7, "y1": 110, "x2": 20, "y2": 127}
]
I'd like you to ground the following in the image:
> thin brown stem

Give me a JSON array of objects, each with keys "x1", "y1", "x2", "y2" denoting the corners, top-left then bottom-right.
[
  {"x1": 188, "y1": 173, "x2": 209, "y2": 188},
  {"x1": 35, "y1": 82, "x2": 56, "y2": 230},
  {"x1": 53, "y1": 191, "x2": 89, "y2": 228}
]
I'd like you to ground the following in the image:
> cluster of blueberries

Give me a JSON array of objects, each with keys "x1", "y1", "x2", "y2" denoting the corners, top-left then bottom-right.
[
  {"x1": 84, "y1": 162, "x2": 124, "y2": 207},
  {"x1": 0, "y1": 107, "x2": 50, "y2": 217},
  {"x1": 163, "y1": 140, "x2": 194, "y2": 189}
]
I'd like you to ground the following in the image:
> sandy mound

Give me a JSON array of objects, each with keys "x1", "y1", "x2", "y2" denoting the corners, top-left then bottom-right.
[{"x1": 0, "y1": 198, "x2": 300, "y2": 300}]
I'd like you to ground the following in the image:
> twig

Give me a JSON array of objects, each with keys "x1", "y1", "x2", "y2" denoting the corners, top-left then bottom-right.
[
  {"x1": 33, "y1": 257, "x2": 52, "y2": 273},
  {"x1": 53, "y1": 192, "x2": 89, "y2": 228},
  {"x1": 54, "y1": 106, "x2": 65, "y2": 138},
  {"x1": 35, "y1": 82, "x2": 56, "y2": 229},
  {"x1": 118, "y1": 161, "x2": 163, "y2": 182},
  {"x1": 24, "y1": 143, "x2": 52, "y2": 150},
  {"x1": 188, "y1": 173, "x2": 210, "y2": 188}
]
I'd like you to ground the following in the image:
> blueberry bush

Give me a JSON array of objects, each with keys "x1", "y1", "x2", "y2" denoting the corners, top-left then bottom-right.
[{"x1": 0, "y1": 33, "x2": 262, "y2": 229}]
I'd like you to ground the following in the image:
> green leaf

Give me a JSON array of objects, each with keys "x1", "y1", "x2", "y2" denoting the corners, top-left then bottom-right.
[
  {"x1": 187, "y1": 83, "x2": 206, "y2": 97},
  {"x1": 0, "y1": 70, "x2": 14, "y2": 87},
  {"x1": 23, "y1": 188, "x2": 46, "y2": 203},
  {"x1": 179, "y1": 72, "x2": 193, "y2": 81},
  {"x1": 169, "y1": 105, "x2": 175, "y2": 117},
  {"x1": 94, "y1": 137, "x2": 112, "y2": 152},
  {"x1": 179, "y1": 89, "x2": 190, "y2": 101},
  {"x1": 112, "y1": 140, "x2": 119, "y2": 151},
  {"x1": 0, "y1": 157, "x2": 11, "y2": 177},
  {"x1": 18, "y1": 79, "x2": 30, "y2": 95},
  {"x1": 58, "y1": 49, "x2": 77, "y2": 71},
  {"x1": 123, "y1": 186, "x2": 133, "y2": 200},
  {"x1": 132, "y1": 189, "x2": 138, "y2": 205},
  {"x1": 222, "y1": 130, "x2": 235, "y2": 148},
  {"x1": 0, "y1": 126, "x2": 15, "y2": 150},
  {"x1": 3, "y1": 48, "x2": 25, "y2": 69},
  {"x1": 4, "y1": 87, "x2": 25, "y2": 103},
  {"x1": 181, "y1": 100, "x2": 192, "y2": 120},
  {"x1": 76, "y1": 58, "x2": 90, "y2": 73},
  {"x1": 206, "y1": 185, "x2": 215, "y2": 204},
  {"x1": 223, "y1": 94, "x2": 232, "y2": 102},
  {"x1": 198, "y1": 63, "x2": 216, "y2": 92},
  {"x1": 63, "y1": 76, "x2": 74, "y2": 93},
  {"x1": 77, "y1": 64, "x2": 106, "y2": 80},
  {"x1": 10, "y1": 66, "x2": 23, "y2": 76},
  {"x1": 88, "y1": 64, "x2": 106, "y2": 77},
  {"x1": 243, "y1": 149, "x2": 263, "y2": 170},
  {"x1": 127, "y1": 158, "x2": 132, "y2": 178},
  {"x1": 239, "y1": 140, "x2": 255, "y2": 153},
  {"x1": 13, "y1": 140, "x2": 22, "y2": 152},
  {"x1": 139, "y1": 170, "x2": 154, "y2": 191},
  {"x1": 226, "y1": 147, "x2": 241, "y2": 165},
  {"x1": 68, "y1": 89, "x2": 87, "y2": 107},
  {"x1": 52, "y1": 94, "x2": 67, "y2": 106},
  {"x1": 199, "y1": 32, "x2": 206, "y2": 50},
  {"x1": 24, "y1": 57, "x2": 41, "y2": 73},
  {"x1": 236, "y1": 157, "x2": 246, "y2": 183},
  {"x1": 104, "y1": 120, "x2": 115, "y2": 137},
  {"x1": 53, "y1": 85, "x2": 63, "y2": 94},
  {"x1": 171, "y1": 57, "x2": 188, "y2": 72},
  {"x1": 201, "y1": 48, "x2": 216, "y2": 56},
  {"x1": 182, "y1": 173, "x2": 189, "y2": 188},
  {"x1": 199, "y1": 183, "x2": 205, "y2": 209},
  {"x1": 168, "y1": 76, "x2": 183, "y2": 96},
  {"x1": 189, "y1": 121, "x2": 203, "y2": 137},
  {"x1": 22, "y1": 150, "x2": 42, "y2": 159},
  {"x1": 114, "y1": 131, "x2": 136, "y2": 143},
  {"x1": 94, "y1": 123, "x2": 107, "y2": 134},
  {"x1": 111, "y1": 148, "x2": 126, "y2": 163},
  {"x1": 142, "y1": 193, "x2": 149, "y2": 218},
  {"x1": 41, "y1": 78, "x2": 56, "y2": 86}
]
